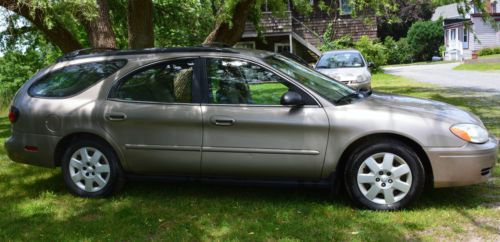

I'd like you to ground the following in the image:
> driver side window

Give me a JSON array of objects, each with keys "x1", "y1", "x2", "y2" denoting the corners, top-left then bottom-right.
[{"x1": 207, "y1": 58, "x2": 292, "y2": 105}]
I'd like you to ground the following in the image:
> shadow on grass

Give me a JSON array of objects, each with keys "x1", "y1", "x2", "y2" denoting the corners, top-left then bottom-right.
[{"x1": 1, "y1": 84, "x2": 498, "y2": 240}]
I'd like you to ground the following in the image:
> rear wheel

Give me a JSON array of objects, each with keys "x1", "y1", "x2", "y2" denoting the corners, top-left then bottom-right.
[
  {"x1": 61, "y1": 139, "x2": 125, "y2": 197},
  {"x1": 344, "y1": 139, "x2": 425, "y2": 210}
]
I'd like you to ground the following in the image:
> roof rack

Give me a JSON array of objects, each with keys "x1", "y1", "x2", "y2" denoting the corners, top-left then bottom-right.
[
  {"x1": 56, "y1": 46, "x2": 238, "y2": 62},
  {"x1": 199, "y1": 42, "x2": 233, "y2": 48},
  {"x1": 56, "y1": 48, "x2": 118, "y2": 62}
]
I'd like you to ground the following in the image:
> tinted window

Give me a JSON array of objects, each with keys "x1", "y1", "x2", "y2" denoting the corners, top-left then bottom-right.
[
  {"x1": 112, "y1": 59, "x2": 194, "y2": 103},
  {"x1": 29, "y1": 60, "x2": 126, "y2": 97},
  {"x1": 208, "y1": 58, "x2": 299, "y2": 105}
]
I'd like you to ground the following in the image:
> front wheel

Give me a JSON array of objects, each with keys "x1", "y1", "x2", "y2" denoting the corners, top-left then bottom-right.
[
  {"x1": 344, "y1": 139, "x2": 425, "y2": 210},
  {"x1": 61, "y1": 139, "x2": 125, "y2": 197}
]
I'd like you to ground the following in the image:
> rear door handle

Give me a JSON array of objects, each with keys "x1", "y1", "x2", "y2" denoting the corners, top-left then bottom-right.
[
  {"x1": 105, "y1": 112, "x2": 127, "y2": 121},
  {"x1": 211, "y1": 116, "x2": 236, "y2": 126}
]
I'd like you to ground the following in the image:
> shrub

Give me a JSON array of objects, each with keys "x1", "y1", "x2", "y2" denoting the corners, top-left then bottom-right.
[
  {"x1": 320, "y1": 35, "x2": 354, "y2": 52},
  {"x1": 354, "y1": 36, "x2": 388, "y2": 72},
  {"x1": 478, "y1": 47, "x2": 500, "y2": 56},
  {"x1": 407, "y1": 20, "x2": 444, "y2": 61},
  {"x1": 384, "y1": 36, "x2": 413, "y2": 64}
]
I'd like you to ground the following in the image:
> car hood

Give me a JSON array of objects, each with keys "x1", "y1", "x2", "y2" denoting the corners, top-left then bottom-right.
[
  {"x1": 316, "y1": 68, "x2": 367, "y2": 81},
  {"x1": 352, "y1": 92, "x2": 482, "y2": 125}
]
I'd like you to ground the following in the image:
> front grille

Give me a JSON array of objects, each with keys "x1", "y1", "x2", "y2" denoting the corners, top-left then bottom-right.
[{"x1": 481, "y1": 167, "x2": 492, "y2": 176}]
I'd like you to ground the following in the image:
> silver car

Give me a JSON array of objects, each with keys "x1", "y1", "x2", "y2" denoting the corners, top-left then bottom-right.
[
  {"x1": 315, "y1": 50, "x2": 372, "y2": 91},
  {"x1": 5, "y1": 47, "x2": 497, "y2": 210}
]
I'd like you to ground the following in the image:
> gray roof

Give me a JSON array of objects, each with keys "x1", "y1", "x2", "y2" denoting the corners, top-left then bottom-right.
[{"x1": 432, "y1": 3, "x2": 464, "y2": 21}]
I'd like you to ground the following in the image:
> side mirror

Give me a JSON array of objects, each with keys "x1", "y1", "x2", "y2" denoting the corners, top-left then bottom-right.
[
  {"x1": 280, "y1": 91, "x2": 304, "y2": 106},
  {"x1": 368, "y1": 62, "x2": 375, "y2": 68}
]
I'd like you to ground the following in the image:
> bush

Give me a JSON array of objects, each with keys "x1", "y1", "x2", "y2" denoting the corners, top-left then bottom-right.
[
  {"x1": 384, "y1": 36, "x2": 413, "y2": 64},
  {"x1": 0, "y1": 49, "x2": 58, "y2": 105},
  {"x1": 319, "y1": 35, "x2": 354, "y2": 52},
  {"x1": 407, "y1": 20, "x2": 443, "y2": 61},
  {"x1": 478, "y1": 47, "x2": 500, "y2": 56},
  {"x1": 354, "y1": 36, "x2": 387, "y2": 72}
]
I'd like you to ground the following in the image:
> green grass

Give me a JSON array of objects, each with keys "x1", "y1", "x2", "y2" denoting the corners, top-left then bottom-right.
[
  {"x1": 453, "y1": 62, "x2": 500, "y2": 71},
  {"x1": 0, "y1": 74, "x2": 499, "y2": 241}
]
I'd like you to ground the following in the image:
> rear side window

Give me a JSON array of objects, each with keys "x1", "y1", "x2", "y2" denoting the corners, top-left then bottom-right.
[
  {"x1": 109, "y1": 59, "x2": 195, "y2": 103},
  {"x1": 29, "y1": 60, "x2": 127, "y2": 98}
]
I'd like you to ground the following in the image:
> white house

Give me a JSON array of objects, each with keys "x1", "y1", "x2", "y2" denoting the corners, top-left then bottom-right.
[{"x1": 432, "y1": 1, "x2": 500, "y2": 61}]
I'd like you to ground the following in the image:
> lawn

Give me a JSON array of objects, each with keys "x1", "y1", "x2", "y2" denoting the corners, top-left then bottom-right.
[
  {"x1": 0, "y1": 73, "x2": 499, "y2": 241},
  {"x1": 453, "y1": 62, "x2": 500, "y2": 71}
]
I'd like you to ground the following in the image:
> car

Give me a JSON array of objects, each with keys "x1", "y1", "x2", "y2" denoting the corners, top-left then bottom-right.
[
  {"x1": 315, "y1": 49, "x2": 373, "y2": 91},
  {"x1": 5, "y1": 47, "x2": 497, "y2": 210}
]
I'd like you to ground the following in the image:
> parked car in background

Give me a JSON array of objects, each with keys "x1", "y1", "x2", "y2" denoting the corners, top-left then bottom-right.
[
  {"x1": 5, "y1": 47, "x2": 497, "y2": 211},
  {"x1": 315, "y1": 50, "x2": 372, "y2": 91}
]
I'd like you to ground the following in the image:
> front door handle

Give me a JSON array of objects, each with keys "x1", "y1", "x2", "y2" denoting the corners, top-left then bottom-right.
[
  {"x1": 211, "y1": 116, "x2": 236, "y2": 126},
  {"x1": 105, "y1": 112, "x2": 127, "y2": 121}
]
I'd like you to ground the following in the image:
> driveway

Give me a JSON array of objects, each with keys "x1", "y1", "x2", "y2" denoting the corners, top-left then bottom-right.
[{"x1": 384, "y1": 63, "x2": 500, "y2": 92}]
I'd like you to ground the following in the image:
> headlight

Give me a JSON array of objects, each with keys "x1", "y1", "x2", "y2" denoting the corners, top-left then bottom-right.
[
  {"x1": 355, "y1": 75, "x2": 366, "y2": 83},
  {"x1": 450, "y1": 124, "x2": 489, "y2": 144}
]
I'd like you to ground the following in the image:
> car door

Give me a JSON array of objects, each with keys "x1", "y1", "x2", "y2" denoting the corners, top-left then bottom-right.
[
  {"x1": 101, "y1": 58, "x2": 203, "y2": 175},
  {"x1": 200, "y1": 57, "x2": 330, "y2": 179}
]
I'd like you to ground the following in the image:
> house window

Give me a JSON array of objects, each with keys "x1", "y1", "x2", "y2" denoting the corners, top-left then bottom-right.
[
  {"x1": 274, "y1": 43, "x2": 290, "y2": 53},
  {"x1": 339, "y1": 0, "x2": 352, "y2": 15},
  {"x1": 463, "y1": 28, "x2": 469, "y2": 49},
  {"x1": 493, "y1": 1, "x2": 498, "y2": 13},
  {"x1": 234, "y1": 41, "x2": 256, "y2": 49},
  {"x1": 445, "y1": 29, "x2": 449, "y2": 46},
  {"x1": 451, "y1": 29, "x2": 456, "y2": 41}
]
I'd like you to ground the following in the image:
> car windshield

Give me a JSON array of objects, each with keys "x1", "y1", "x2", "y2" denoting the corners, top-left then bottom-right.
[
  {"x1": 263, "y1": 54, "x2": 356, "y2": 104},
  {"x1": 316, "y1": 52, "x2": 365, "y2": 69}
]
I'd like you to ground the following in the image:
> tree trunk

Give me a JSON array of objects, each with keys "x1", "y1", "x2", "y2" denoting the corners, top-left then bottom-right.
[
  {"x1": 203, "y1": 0, "x2": 256, "y2": 45},
  {"x1": 127, "y1": 0, "x2": 154, "y2": 49},
  {"x1": 77, "y1": 0, "x2": 117, "y2": 49},
  {"x1": 0, "y1": 0, "x2": 83, "y2": 53}
]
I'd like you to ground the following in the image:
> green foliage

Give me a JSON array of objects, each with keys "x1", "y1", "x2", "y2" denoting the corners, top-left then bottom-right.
[
  {"x1": 319, "y1": 24, "x2": 354, "y2": 52},
  {"x1": 153, "y1": 0, "x2": 214, "y2": 47},
  {"x1": 384, "y1": 36, "x2": 413, "y2": 64},
  {"x1": 0, "y1": 28, "x2": 60, "y2": 104},
  {"x1": 354, "y1": 36, "x2": 387, "y2": 71},
  {"x1": 407, "y1": 20, "x2": 443, "y2": 61},
  {"x1": 477, "y1": 47, "x2": 500, "y2": 56}
]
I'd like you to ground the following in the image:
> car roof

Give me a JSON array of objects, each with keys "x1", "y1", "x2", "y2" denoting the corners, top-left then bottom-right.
[
  {"x1": 322, "y1": 49, "x2": 361, "y2": 55},
  {"x1": 56, "y1": 46, "x2": 275, "y2": 63}
]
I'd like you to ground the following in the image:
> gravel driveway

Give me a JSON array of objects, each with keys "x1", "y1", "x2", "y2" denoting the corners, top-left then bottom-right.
[{"x1": 384, "y1": 63, "x2": 500, "y2": 92}]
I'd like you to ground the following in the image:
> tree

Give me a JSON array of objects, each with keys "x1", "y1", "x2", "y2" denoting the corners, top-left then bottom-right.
[
  {"x1": 0, "y1": 0, "x2": 495, "y2": 54},
  {"x1": 127, "y1": 0, "x2": 154, "y2": 48},
  {"x1": 407, "y1": 20, "x2": 443, "y2": 61},
  {"x1": 203, "y1": 0, "x2": 256, "y2": 45}
]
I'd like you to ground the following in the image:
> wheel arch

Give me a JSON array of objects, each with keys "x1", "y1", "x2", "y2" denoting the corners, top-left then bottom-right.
[
  {"x1": 336, "y1": 133, "x2": 434, "y2": 189},
  {"x1": 54, "y1": 132, "x2": 123, "y2": 168}
]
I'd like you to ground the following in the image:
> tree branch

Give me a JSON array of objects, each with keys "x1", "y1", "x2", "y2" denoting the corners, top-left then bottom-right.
[{"x1": 0, "y1": 0, "x2": 83, "y2": 53}]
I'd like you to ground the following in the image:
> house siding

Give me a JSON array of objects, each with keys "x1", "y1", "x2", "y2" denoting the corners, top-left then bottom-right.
[{"x1": 471, "y1": 16, "x2": 500, "y2": 51}]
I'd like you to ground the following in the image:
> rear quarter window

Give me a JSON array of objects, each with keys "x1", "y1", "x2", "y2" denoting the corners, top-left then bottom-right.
[{"x1": 29, "y1": 60, "x2": 127, "y2": 98}]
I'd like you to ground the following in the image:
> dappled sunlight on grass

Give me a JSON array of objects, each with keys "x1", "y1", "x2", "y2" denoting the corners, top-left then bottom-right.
[{"x1": 0, "y1": 74, "x2": 499, "y2": 240}]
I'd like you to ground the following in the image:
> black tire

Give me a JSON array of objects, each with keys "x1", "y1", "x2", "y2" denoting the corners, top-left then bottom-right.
[
  {"x1": 61, "y1": 138, "x2": 125, "y2": 197},
  {"x1": 344, "y1": 139, "x2": 425, "y2": 210}
]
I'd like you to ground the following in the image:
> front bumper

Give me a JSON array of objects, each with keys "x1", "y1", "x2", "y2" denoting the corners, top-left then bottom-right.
[
  {"x1": 345, "y1": 81, "x2": 371, "y2": 91},
  {"x1": 5, "y1": 132, "x2": 61, "y2": 168},
  {"x1": 425, "y1": 137, "x2": 498, "y2": 188}
]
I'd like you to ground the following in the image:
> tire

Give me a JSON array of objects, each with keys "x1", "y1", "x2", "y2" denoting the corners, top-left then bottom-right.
[
  {"x1": 61, "y1": 139, "x2": 125, "y2": 197},
  {"x1": 344, "y1": 139, "x2": 425, "y2": 210}
]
